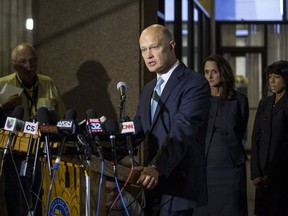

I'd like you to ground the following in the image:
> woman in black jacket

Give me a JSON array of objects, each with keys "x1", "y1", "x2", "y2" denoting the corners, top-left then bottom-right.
[
  {"x1": 194, "y1": 54, "x2": 249, "y2": 216},
  {"x1": 251, "y1": 60, "x2": 288, "y2": 216}
]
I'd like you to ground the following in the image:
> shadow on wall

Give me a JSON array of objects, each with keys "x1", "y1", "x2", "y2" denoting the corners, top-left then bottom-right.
[{"x1": 63, "y1": 60, "x2": 117, "y2": 121}]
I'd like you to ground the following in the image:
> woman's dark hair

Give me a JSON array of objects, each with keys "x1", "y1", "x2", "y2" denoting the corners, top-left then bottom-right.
[
  {"x1": 203, "y1": 54, "x2": 236, "y2": 100},
  {"x1": 264, "y1": 60, "x2": 288, "y2": 95}
]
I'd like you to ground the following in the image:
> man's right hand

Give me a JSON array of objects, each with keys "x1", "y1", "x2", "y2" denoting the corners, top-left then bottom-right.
[
  {"x1": 253, "y1": 175, "x2": 273, "y2": 188},
  {"x1": 252, "y1": 177, "x2": 263, "y2": 187},
  {"x1": 136, "y1": 166, "x2": 160, "y2": 190}
]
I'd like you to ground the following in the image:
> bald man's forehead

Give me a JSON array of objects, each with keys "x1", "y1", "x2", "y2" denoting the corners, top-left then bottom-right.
[{"x1": 15, "y1": 47, "x2": 35, "y2": 58}]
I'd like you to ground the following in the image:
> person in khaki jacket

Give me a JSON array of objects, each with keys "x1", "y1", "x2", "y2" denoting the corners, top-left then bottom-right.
[{"x1": 0, "y1": 43, "x2": 66, "y2": 216}]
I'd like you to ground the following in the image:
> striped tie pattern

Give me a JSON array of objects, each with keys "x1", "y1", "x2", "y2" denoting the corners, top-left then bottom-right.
[{"x1": 151, "y1": 77, "x2": 164, "y2": 121}]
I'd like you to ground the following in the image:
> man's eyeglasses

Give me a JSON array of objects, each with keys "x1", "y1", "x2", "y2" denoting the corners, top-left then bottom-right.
[{"x1": 13, "y1": 58, "x2": 37, "y2": 66}]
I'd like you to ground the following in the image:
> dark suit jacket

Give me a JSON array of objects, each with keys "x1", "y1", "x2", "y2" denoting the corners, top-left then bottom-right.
[
  {"x1": 205, "y1": 92, "x2": 249, "y2": 166},
  {"x1": 133, "y1": 63, "x2": 210, "y2": 206},
  {"x1": 251, "y1": 93, "x2": 288, "y2": 184}
]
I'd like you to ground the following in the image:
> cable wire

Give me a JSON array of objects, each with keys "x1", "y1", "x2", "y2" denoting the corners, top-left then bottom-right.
[{"x1": 108, "y1": 164, "x2": 134, "y2": 215}]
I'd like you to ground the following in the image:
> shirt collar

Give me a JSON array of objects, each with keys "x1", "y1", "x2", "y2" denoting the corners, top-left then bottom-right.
[
  {"x1": 157, "y1": 60, "x2": 180, "y2": 85},
  {"x1": 16, "y1": 73, "x2": 38, "y2": 90}
]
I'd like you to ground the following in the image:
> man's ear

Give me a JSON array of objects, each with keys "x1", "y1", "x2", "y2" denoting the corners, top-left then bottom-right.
[
  {"x1": 12, "y1": 65, "x2": 17, "y2": 71},
  {"x1": 169, "y1": 40, "x2": 176, "y2": 50}
]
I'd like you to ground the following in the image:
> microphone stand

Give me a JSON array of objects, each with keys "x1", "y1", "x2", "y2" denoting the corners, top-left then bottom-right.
[
  {"x1": 84, "y1": 143, "x2": 92, "y2": 216},
  {"x1": 43, "y1": 135, "x2": 52, "y2": 179},
  {"x1": 119, "y1": 97, "x2": 126, "y2": 124},
  {"x1": 77, "y1": 133, "x2": 92, "y2": 216},
  {"x1": 110, "y1": 134, "x2": 118, "y2": 178},
  {"x1": 20, "y1": 134, "x2": 35, "y2": 177},
  {"x1": 94, "y1": 136, "x2": 104, "y2": 216},
  {"x1": 32, "y1": 136, "x2": 41, "y2": 186}
]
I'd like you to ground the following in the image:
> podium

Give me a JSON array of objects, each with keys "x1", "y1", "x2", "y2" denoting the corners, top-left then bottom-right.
[
  {"x1": 0, "y1": 130, "x2": 141, "y2": 216},
  {"x1": 42, "y1": 155, "x2": 140, "y2": 216}
]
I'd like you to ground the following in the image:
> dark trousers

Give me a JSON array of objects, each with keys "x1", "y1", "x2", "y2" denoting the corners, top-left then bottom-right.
[
  {"x1": 144, "y1": 191, "x2": 194, "y2": 216},
  {"x1": 4, "y1": 154, "x2": 42, "y2": 216},
  {"x1": 160, "y1": 208, "x2": 194, "y2": 216},
  {"x1": 254, "y1": 185, "x2": 288, "y2": 216}
]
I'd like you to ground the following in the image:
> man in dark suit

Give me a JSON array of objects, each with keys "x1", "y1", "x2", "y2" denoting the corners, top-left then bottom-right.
[{"x1": 133, "y1": 24, "x2": 210, "y2": 216}]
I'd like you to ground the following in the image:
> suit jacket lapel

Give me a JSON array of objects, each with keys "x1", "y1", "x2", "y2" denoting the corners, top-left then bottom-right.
[{"x1": 151, "y1": 64, "x2": 185, "y2": 127}]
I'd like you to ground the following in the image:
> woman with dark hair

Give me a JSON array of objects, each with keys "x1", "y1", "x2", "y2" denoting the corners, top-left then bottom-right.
[
  {"x1": 194, "y1": 54, "x2": 249, "y2": 216},
  {"x1": 251, "y1": 60, "x2": 288, "y2": 216}
]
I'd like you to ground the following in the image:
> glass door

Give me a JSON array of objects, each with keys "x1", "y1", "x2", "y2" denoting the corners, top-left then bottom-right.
[{"x1": 223, "y1": 53, "x2": 263, "y2": 151}]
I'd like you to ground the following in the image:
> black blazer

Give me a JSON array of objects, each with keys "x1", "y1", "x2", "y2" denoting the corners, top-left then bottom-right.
[
  {"x1": 251, "y1": 93, "x2": 288, "y2": 183},
  {"x1": 133, "y1": 63, "x2": 210, "y2": 206},
  {"x1": 205, "y1": 92, "x2": 249, "y2": 166}
]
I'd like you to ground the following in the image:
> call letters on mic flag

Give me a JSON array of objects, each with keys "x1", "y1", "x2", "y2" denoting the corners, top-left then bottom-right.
[
  {"x1": 120, "y1": 121, "x2": 135, "y2": 134},
  {"x1": 86, "y1": 118, "x2": 103, "y2": 133},
  {"x1": 23, "y1": 121, "x2": 39, "y2": 135},
  {"x1": 39, "y1": 125, "x2": 58, "y2": 135}
]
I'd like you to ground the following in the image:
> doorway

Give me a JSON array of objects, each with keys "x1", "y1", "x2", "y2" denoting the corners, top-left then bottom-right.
[{"x1": 222, "y1": 52, "x2": 263, "y2": 151}]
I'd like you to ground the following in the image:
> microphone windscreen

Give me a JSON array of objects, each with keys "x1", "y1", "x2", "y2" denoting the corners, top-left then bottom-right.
[
  {"x1": 116, "y1": 81, "x2": 127, "y2": 91},
  {"x1": 104, "y1": 119, "x2": 119, "y2": 134},
  {"x1": 100, "y1": 115, "x2": 107, "y2": 124},
  {"x1": 64, "y1": 109, "x2": 77, "y2": 120},
  {"x1": 37, "y1": 107, "x2": 49, "y2": 125},
  {"x1": 48, "y1": 110, "x2": 58, "y2": 124},
  {"x1": 12, "y1": 106, "x2": 24, "y2": 119},
  {"x1": 86, "y1": 108, "x2": 97, "y2": 118}
]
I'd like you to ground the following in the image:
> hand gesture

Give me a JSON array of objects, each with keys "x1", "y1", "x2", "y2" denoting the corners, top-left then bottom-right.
[{"x1": 136, "y1": 166, "x2": 160, "y2": 190}]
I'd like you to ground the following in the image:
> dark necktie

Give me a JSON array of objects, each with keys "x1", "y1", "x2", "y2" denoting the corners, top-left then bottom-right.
[{"x1": 151, "y1": 77, "x2": 164, "y2": 121}]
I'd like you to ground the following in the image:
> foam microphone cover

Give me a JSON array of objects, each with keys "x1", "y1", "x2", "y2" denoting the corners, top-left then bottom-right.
[
  {"x1": 86, "y1": 108, "x2": 97, "y2": 118},
  {"x1": 116, "y1": 81, "x2": 127, "y2": 93},
  {"x1": 37, "y1": 107, "x2": 49, "y2": 125},
  {"x1": 64, "y1": 109, "x2": 77, "y2": 120},
  {"x1": 12, "y1": 106, "x2": 24, "y2": 119},
  {"x1": 104, "y1": 119, "x2": 119, "y2": 134}
]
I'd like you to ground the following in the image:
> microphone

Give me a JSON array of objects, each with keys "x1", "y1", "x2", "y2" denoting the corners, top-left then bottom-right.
[
  {"x1": 120, "y1": 117, "x2": 135, "y2": 165},
  {"x1": 38, "y1": 108, "x2": 58, "y2": 135},
  {"x1": 120, "y1": 120, "x2": 135, "y2": 134},
  {"x1": 36, "y1": 107, "x2": 54, "y2": 178},
  {"x1": 0, "y1": 106, "x2": 25, "y2": 176},
  {"x1": 3, "y1": 106, "x2": 25, "y2": 149},
  {"x1": 3, "y1": 109, "x2": 25, "y2": 134},
  {"x1": 23, "y1": 119, "x2": 39, "y2": 135},
  {"x1": 86, "y1": 109, "x2": 102, "y2": 133},
  {"x1": 104, "y1": 119, "x2": 119, "y2": 176},
  {"x1": 65, "y1": 108, "x2": 77, "y2": 119},
  {"x1": 116, "y1": 81, "x2": 127, "y2": 102},
  {"x1": 56, "y1": 119, "x2": 76, "y2": 135},
  {"x1": 38, "y1": 109, "x2": 59, "y2": 136},
  {"x1": 54, "y1": 109, "x2": 77, "y2": 170},
  {"x1": 20, "y1": 118, "x2": 39, "y2": 177},
  {"x1": 85, "y1": 109, "x2": 104, "y2": 160}
]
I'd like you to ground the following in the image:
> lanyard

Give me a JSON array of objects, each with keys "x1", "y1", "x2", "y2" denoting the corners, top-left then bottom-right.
[{"x1": 16, "y1": 75, "x2": 38, "y2": 118}]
